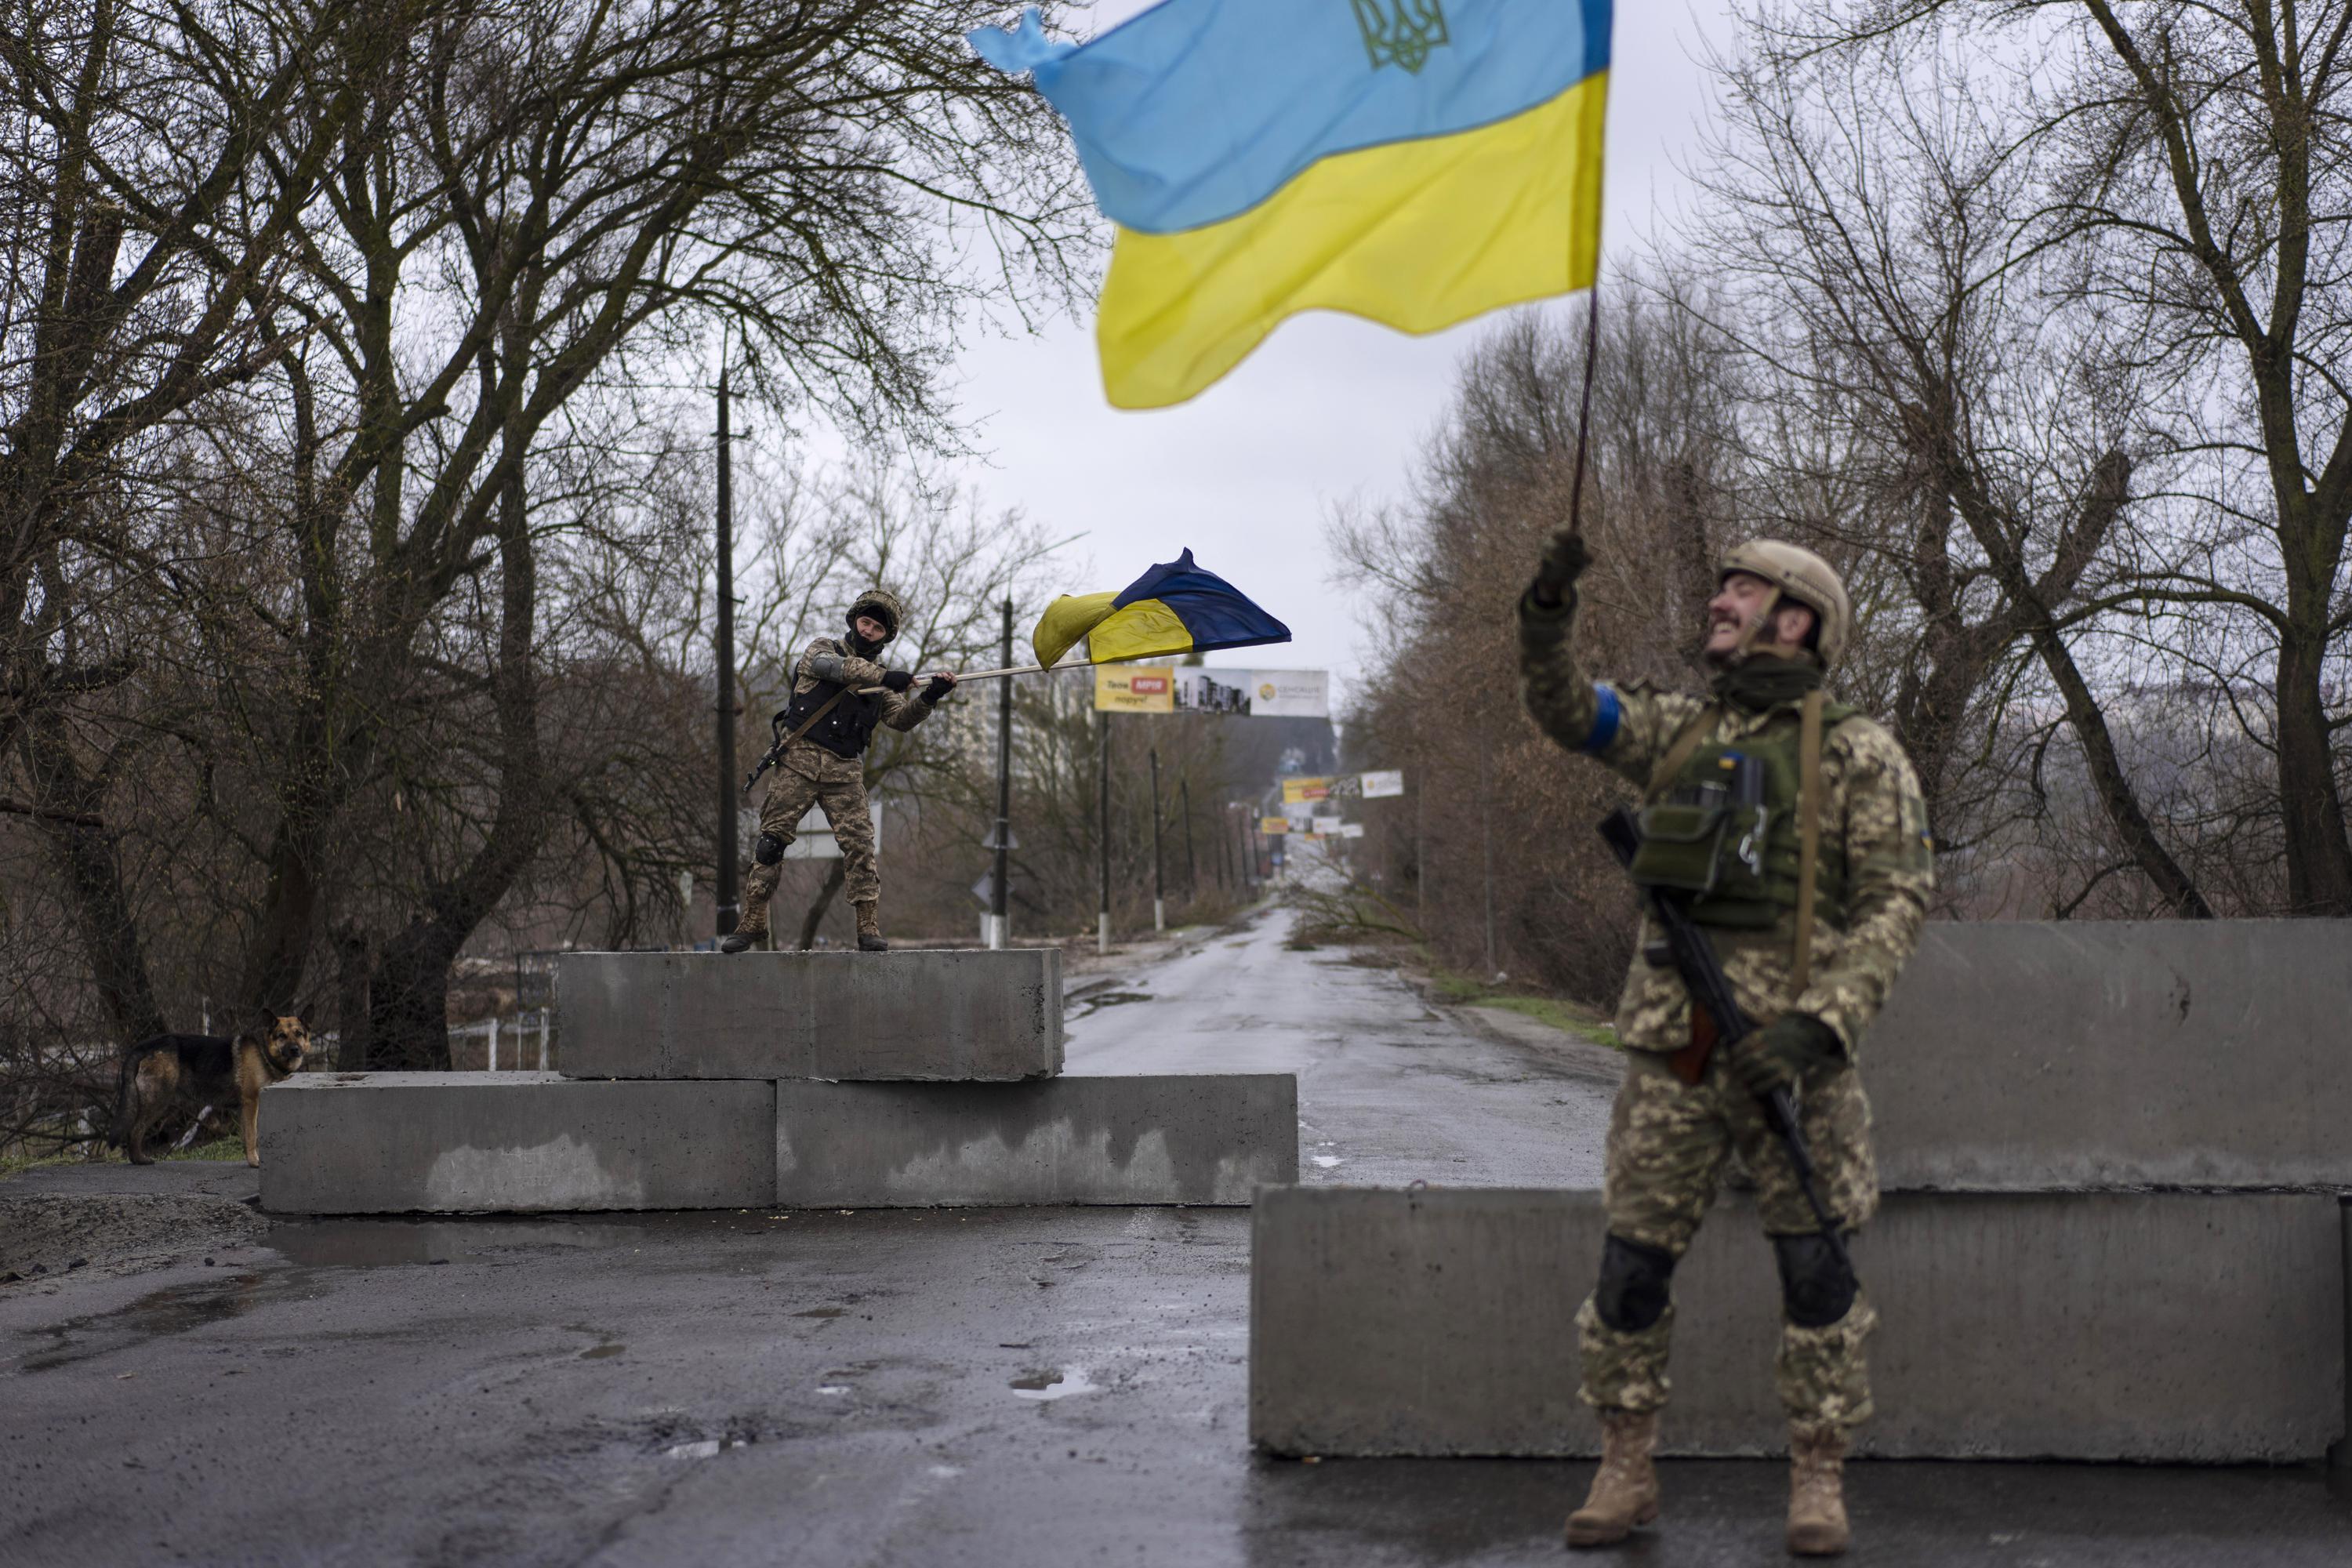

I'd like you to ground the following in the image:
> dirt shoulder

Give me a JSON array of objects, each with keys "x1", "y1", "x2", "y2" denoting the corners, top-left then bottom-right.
[{"x1": 1, "y1": 1189, "x2": 273, "y2": 1294}]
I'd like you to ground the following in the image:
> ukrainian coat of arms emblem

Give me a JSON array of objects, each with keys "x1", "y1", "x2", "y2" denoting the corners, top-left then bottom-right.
[{"x1": 1349, "y1": 0, "x2": 1450, "y2": 74}]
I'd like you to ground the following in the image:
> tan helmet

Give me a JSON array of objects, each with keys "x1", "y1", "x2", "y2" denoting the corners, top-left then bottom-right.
[
  {"x1": 1719, "y1": 540, "x2": 1850, "y2": 669},
  {"x1": 848, "y1": 587, "x2": 905, "y2": 643}
]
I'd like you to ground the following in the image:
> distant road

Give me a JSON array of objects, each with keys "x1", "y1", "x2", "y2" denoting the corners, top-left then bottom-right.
[{"x1": 1066, "y1": 905, "x2": 1615, "y2": 1188}]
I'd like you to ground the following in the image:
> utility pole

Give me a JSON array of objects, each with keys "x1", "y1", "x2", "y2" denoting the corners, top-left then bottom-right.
[
  {"x1": 1180, "y1": 777, "x2": 1196, "y2": 899},
  {"x1": 1097, "y1": 711, "x2": 1112, "y2": 953},
  {"x1": 1481, "y1": 746, "x2": 1497, "y2": 976},
  {"x1": 1414, "y1": 742, "x2": 1427, "y2": 938},
  {"x1": 714, "y1": 366, "x2": 739, "y2": 942},
  {"x1": 1149, "y1": 747, "x2": 1166, "y2": 931},
  {"x1": 990, "y1": 597, "x2": 1013, "y2": 949}
]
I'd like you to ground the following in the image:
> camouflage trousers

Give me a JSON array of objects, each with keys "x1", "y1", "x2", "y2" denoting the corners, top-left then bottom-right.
[
  {"x1": 1578, "y1": 1047, "x2": 1881, "y2": 1432},
  {"x1": 738, "y1": 742, "x2": 878, "y2": 937}
]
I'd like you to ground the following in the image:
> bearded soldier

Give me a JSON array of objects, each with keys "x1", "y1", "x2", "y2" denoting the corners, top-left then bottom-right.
[
  {"x1": 1519, "y1": 532, "x2": 1933, "y2": 1557},
  {"x1": 722, "y1": 589, "x2": 956, "y2": 954}
]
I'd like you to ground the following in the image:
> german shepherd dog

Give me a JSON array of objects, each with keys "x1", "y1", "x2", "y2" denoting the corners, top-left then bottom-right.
[{"x1": 115, "y1": 1013, "x2": 314, "y2": 1167}]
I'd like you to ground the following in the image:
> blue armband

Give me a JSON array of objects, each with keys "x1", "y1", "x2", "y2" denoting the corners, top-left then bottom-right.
[{"x1": 1581, "y1": 684, "x2": 1622, "y2": 754}]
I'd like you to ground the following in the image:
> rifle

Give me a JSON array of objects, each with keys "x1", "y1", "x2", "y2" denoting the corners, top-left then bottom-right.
[{"x1": 1598, "y1": 806, "x2": 1854, "y2": 1275}]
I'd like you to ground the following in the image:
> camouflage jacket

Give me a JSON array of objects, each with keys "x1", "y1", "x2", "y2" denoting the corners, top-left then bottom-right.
[
  {"x1": 1518, "y1": 595, "x2": 1933, "y2": 1063},
  {"x1": 788, "y1": 637, "x2": 938, "y2": 739}
]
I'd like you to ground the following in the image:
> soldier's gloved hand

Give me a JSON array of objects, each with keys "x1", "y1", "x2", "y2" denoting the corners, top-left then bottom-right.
[
  {"x1": 1728, "y1": 1013, "x2": 1842, "y2": 1100},
  {"x1": 880, "y1": 669, "x2": 915, "y2": 693},
  {"x1": 921, "y1": 673, "x2": 955, "y2": 703},
  {"x1": 1528, "y1": 526, "x2": 1592, "y2": 610}
]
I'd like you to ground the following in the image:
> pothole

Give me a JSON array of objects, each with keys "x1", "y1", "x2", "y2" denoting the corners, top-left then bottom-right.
[{"x1": 1009, "y1": 1365, "x2": 1100, "y2": 1401}]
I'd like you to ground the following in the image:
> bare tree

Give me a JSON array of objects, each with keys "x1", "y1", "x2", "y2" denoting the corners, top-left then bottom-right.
[
  {"x1": 1772, "y1": 0, "x2": 2352, "y2": 910},
  {"x1": 1688, "y1": 18, "x2": 2212, "y2": 914}
]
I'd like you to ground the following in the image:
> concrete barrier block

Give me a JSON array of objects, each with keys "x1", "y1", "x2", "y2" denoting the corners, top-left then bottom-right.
[
  {"x1": 260, "y1": 1073, "x2": 775, "y2": 1214},
  {"x1": 1870, "y1": 920, "x2": 2352, "y2": 1191},
  {"x1": 775, "y1": 1073, "x2": 1297, "y2": 1207},
  {"x1": 1250, "y1": 1186, "x2": 2344, "y2": 1461},
  {"x1": 555, "y1": 949, "x2": 1062, "y2": 1081}
]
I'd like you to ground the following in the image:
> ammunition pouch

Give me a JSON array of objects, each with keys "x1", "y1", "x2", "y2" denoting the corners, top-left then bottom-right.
[
  {"x1": 1628, "y1": 801, "x2": 1772, "y2": 909},
  {"x1": 1632, "y1": 720, "x2": 1849, "y2": 932}
]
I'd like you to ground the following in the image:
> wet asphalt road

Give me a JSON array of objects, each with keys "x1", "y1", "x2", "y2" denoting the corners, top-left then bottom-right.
[{"x1": 5, "y1": 908, "x2": 2350, "y2": 1566}]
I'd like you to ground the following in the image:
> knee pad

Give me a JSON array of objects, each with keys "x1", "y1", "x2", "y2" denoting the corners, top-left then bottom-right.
[
  {"x1": 1593, "y1": 1233, "x2": 1677, "y2": 1332},
  {"x1": 754, "y1": 833, "x2": 786, "y2": 866},
  {"x1": 1773, "y1": 1232, "x2": 1859, "y2": 1327}
]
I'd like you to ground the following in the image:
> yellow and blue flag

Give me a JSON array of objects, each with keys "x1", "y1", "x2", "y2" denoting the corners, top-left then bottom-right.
[
  {"x1": 970, "y1": 0, "x2": 1611, "y2": 408},
  {"x1": 1033, "y1": 550, "x2": 1292, "y2": 668}
]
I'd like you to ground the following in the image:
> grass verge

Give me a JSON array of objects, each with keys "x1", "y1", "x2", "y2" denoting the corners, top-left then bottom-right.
[{"x1": 1428, "y1": 968, "x2": 1621, "y2": 1048}]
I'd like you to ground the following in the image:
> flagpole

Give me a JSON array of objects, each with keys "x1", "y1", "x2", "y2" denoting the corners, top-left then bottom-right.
[{"x1": 859, "y1": 648, "x2": 1204, "y2": 692}]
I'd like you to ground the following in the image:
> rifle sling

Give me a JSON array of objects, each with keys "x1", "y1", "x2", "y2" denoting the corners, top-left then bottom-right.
[
  {"x1": 778, "y1": 688, "x2": 852, "y2": 751},
  {"x1": 747, "y1": 688, "x2": 855, "y2": 798},
  {"x1": 1645, "y1": 705, "x2": 1720, "y2": 803}
]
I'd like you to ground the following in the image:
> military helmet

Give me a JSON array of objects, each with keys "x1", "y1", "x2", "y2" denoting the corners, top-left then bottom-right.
[
  {"x1": 1720, "y1": 540, "x2": 1850, "y2": 669},
  {"x1": 847, "y1": 587, "x2": 904, "y2": 642}
]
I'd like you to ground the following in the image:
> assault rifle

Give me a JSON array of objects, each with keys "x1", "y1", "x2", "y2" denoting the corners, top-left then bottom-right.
[{"x1": 1598, "y1": 806, "x2": 1854, "y2": 1276}]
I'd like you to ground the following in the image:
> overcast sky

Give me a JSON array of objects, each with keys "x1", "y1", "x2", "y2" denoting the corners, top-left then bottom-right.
[{"x1": 936, "y1": 0, "x2": 1740, "y2": 709}]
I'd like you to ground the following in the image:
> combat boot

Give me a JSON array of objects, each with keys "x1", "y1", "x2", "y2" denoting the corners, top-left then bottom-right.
[
  {"x1": 719, "y1": 912, "x2": 765, "y2": 955},
  {"x1": 853, "y1": 898, "x2": 888, "y2": 953},
  {"x1": 1786, "y1": 1423, "x2": 1851, "y2": 1556},
  {"x1": 1565, "y1": 1409, "x2": 1660, "y2": 1548}
]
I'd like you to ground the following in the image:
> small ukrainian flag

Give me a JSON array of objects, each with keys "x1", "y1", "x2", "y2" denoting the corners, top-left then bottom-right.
[
  {"x1": 1032, "y1": 550, "x2": 1292, "y2": 668},
  {"x1": 971, "y1": 0, "x2": 1610, "y2": 408}
]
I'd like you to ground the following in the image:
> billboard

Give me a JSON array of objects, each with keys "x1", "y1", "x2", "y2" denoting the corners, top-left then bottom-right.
[
  {"x1": 1259, "y1": 816, "x2": 1290, "y2": 834},
  {"x1": 1282, "y1": 768, "x2": 1407, "y2": 803},
  {"x1": 1094, "y1": 665, "x2": 1175, "y2": 713},
  {"x1": 1168, "y1": 668, "x2": 1330, "y2": 719}
]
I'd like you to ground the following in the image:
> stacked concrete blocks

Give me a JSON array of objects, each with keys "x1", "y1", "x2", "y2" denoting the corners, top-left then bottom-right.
[
  {"x1": 1251, "y1": 1186, "x2": 2344, "y2": 1461},
  {"x1": 777, "y1": 1074, "x2": 1298, "y2": 1207},
  {"x1": 557, "y1": 949, "x2": 1063, "y2": 1081},
  {"x1": 262, "y1": 1073, "x2": 775, "y2": 1214},
  {"x1": 1868, "y1": 920, "x2": 2352, "y2": 1192},
  {"x1": 1250, "y1": 919, "x2": 2352, "y2": 1461},
  {"x1": 262, "y1": 946, "x2": 1300, "y2": 1214}
]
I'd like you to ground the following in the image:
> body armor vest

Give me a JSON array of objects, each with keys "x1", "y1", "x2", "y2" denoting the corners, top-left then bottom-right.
[
  {"x1": 1628, "y1": 702, "x2": 1854, "y2": 931},
  {"x1": 779, "y1": 641, "x2": 887, "y2": 760}
]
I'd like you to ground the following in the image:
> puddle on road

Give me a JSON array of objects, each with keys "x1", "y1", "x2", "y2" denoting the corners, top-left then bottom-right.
[
  {"x1": 1010, "y1": 1366, "x2": 1100, "y2": 1401},
  {"x1": 793, "y1": 1306, "x2": 848, "y2": 1319},
  {"x1": 580, "y1": 1343, "x2": 625, "y2": 1359},
  {"x1": 664, "y1": 1436, "x2": 753, "y2": 1460},
  {"x1": 1066, "y1": 991, "x2": 1151, "y2": 1021},
  {"x1": 267, "y1": 1217, "x2": 640, "y2": 1269},
  {"x1": 17, "y1": 1272, "x2": 285, "y2": 1371}
]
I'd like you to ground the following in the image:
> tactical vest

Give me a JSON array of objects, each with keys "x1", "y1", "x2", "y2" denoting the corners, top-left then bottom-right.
[
  {"x1": 1628, "y1": 699, "x2": 1855, "y2": 933},
  {"x1": 778, "y1": 642, "x2": 887, "y2": 760}
]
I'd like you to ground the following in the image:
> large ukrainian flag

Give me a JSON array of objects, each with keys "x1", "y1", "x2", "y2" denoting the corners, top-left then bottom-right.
[{"x1": 971, "y1": 0, "x2": 1611, "y2": 408}]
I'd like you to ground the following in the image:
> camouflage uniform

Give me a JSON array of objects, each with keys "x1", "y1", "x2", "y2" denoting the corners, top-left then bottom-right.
[
  {"x1": 735, "y1": 635, "x2": 942, "y2": 940},
  {"x1": 1519, "y1": 594, "x2": 1933, "y2": 1433}
]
